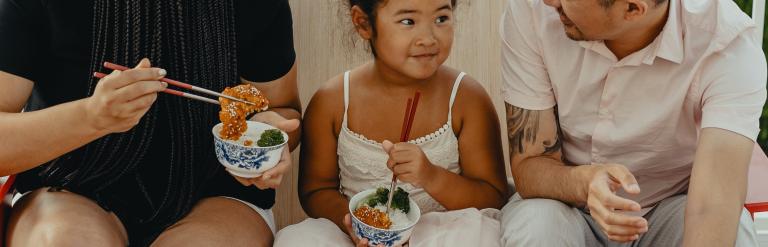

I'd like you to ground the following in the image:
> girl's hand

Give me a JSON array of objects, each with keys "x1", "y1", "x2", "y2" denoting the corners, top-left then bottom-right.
[
  {"x1": 84, "y1": 58, "x2": 167, "y2": 134},
  {"x1": 231, "y1": 111, "x2": 299, "y2": 189},
  {"x1": 382, "y1": 140, "x2": 436, "y2": 188},
  {"x1": 343, "y1": 214, "x2": 384, "y2": 247}
]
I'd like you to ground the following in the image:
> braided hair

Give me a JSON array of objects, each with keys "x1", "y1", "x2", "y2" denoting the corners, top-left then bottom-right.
[{"x1": 39, "y1": 0, "x2": 238, "y2": 231}]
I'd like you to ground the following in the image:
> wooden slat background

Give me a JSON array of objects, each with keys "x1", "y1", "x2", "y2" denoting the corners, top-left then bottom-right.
[{"x1": 274, "y1": 0, "x2": 507, "y2": 230}]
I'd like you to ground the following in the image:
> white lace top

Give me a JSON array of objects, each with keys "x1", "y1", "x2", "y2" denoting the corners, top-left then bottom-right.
[{"x1": 337, "y1": 71, "x2": 465, "y2": 214}]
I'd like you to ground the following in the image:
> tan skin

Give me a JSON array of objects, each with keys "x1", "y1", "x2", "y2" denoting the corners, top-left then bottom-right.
[
  {"x1": 511, "y1": 0, "x2": 754, "y2": 245},
  {"x1": 1, "y1": 59, "x2": 301, "y2": 246},
  {"x1": 299, "y1": 0, "x2": 507, "y2": 246}
]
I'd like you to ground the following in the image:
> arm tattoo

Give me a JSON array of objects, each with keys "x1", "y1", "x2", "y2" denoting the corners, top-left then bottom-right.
[{"x1": 505, "y1": 103, "x2": 563, "y2": 161}]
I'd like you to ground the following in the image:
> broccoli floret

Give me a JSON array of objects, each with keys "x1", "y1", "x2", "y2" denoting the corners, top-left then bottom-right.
[
  {"x1": 364, "y1": 187, "x2": 410, "y2": 214},
  {"x1": 257, "y1": 129, "x2": 284, "y2": 147},
  {"x1": 365, "y1": 188, "x2": 389, "y2": 207},
  {"x1": 391, "y1": 187, "x2": 410, "y2": 214}
]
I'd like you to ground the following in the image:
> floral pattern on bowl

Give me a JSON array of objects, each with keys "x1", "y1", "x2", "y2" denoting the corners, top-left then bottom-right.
[
  {"x1": 348, "y1": 188, "x2": 421, "y2": 247},
  {"x1": 212, "y1": 121, "x2": 288, "y2": 178}
]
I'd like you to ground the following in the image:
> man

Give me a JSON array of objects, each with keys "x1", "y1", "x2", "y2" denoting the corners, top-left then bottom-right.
[{"x1": 499, "y1": 0, "x2": 766, "y2": 246}]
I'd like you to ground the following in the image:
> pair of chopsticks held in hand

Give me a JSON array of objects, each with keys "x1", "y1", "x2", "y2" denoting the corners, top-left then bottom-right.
[
  {"x1": 385, "y1": 91, "x2": 421, "y2": 214},
  {"x1": 93, "y1": 61, "x2": 255, "y2": 106}
]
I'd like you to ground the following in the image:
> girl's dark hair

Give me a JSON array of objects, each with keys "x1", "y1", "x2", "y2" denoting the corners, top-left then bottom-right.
[
  {"x1": 38, "y1": 0, "x2": 238, "y2": 237},
  {"x1": 349, "y1": 0, "x2": 457, "y2": 56}
]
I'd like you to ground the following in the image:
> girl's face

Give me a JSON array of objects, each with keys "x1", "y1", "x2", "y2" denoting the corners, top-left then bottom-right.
[{"x1": 356, "y1": 0, "x2": 455, "y2": 80}]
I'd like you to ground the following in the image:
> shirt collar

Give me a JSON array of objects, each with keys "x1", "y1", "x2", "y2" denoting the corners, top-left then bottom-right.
[{"x1": 578, "y1": 0, "x2": 684, "y2": 66}]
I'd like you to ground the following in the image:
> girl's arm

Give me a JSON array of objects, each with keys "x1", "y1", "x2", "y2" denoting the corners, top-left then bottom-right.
[
  {"x1": 389, "y1": 76, "x2": 509, "y2": 210},
  {"x1": 298, "y1": 76, "x2": 351, "y2": 231},
  {"x1": 438, "y1": 76, "x2": 508, "y2": 209}
]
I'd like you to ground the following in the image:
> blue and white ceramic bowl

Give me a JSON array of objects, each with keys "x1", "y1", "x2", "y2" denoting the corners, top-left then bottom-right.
[
  {"x1": 348, "y1": 188, "x2": 421, "y2": 247},
  {"x1": 212, "y1": 121, "x2": 288, "y2": 178}
]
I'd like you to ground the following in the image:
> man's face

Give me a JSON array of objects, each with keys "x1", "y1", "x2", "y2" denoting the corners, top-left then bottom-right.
[{"x1": 543, "y1": 0, "x2": 624, "y2": 41}]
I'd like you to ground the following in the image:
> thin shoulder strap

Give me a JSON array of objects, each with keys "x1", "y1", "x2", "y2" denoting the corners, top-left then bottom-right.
[
  {"x1": 448, "y1": 72, "x2": 466, "y2": 122},
  {"x1": 343, "y1": 71, "x2": 351, "y2": 126}
]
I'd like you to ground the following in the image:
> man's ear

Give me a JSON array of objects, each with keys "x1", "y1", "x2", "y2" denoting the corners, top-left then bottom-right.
[
  {"x1": 623, "y1": 0, "x2": 649, "y2": 21},
  {"x1": 351, "y1": 6, "x2": 374, "y2": 40}
]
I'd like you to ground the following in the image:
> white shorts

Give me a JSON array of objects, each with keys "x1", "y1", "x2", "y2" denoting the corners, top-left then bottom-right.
[{"x1": 220, "y1": 196, "x2": 276, "y2": 235}]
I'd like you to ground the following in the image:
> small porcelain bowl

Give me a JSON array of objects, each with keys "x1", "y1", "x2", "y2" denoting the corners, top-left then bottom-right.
[
  {"x1": 348, "y1": 188, "x2": 421, "y2": 247},
  {"x1": 212, "y1": 121, "x2": 288, "y2": 178}
]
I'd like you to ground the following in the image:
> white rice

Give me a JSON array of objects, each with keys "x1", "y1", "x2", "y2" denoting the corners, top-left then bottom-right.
[
  {"x1": 372, "y1": 205, "x2": 412, "y2": 229},
  {"x1": 225, "y1": 130, "x2": 262, "y2": 146}
]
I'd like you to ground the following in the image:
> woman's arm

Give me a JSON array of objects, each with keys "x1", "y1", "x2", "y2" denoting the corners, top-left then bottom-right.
[
  {"x1": 0, "y1": 60, "x2": 167, "y2": 176},
  {"x1": 419, "y1": 76, "x2": 508, "y2": 209},
  {"x1": 298, "y1": 76, "x2": 351, "y2": 231},
  {"x1": 244, "y1": 63, "x2": 301, "y2": 150}
]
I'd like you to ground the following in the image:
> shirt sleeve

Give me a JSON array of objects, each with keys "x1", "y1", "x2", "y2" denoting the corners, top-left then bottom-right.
[
  {"x1": 700, "y1": 33, "x2": 767, "y2": 141},
  {"x1": 0, "y1": 0, "x2": 46, "y2": 82},
  {"x1": 499, "y1": 0, "x2": 555, "y2": 110},
  {"x1": 236, "y1": 0, "x2": 296, "y2": 82}
]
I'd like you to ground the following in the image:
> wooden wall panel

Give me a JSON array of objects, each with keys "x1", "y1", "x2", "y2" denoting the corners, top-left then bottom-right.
[{"x1": 274, "y1": 0, "x2": 507, "y2": 230}]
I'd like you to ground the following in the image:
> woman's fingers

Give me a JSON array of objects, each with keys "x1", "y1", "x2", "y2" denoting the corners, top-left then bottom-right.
[
  {"x1": 113, "y1": 80, "x2": 166, "y2": 103},
  {"x1": 102, "y1": 67, "x2": 165, "y2": 90},
  {"x1": 250, "y1": 111, "x2": 300, "y2": 133},
  {"x1": 123, "y1": 92, "x2": 159, "y2": 116}
]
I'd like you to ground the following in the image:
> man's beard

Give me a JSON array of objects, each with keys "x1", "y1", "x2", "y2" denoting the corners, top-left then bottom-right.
[
  {"x1": 564, "y1": 25, "x2": 587, "y2": 41},
  {"x1": 557, "y1": 7, "x2": 589, "y2": 41}
]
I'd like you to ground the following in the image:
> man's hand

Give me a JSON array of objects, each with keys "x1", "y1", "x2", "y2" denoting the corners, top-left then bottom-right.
[{"x1": 586, "y1": 164, "x2": 648, "y2": 242}]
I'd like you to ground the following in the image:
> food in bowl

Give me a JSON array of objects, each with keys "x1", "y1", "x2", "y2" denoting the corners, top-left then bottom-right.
[
  {"x1": 353, "y1": 187, "x2": 412, "y2": 230},
  {"x1": 257, "y1": 129, "x2": 285, "y2": 147},
  {"x1": 348, "y1": 188, "x2": 420, "y2": 247},
  {"x1": 241, "y1": 129, "x2": 284, "y2": 147},
  {"x1": 212, "y1": 121, "x2": 288, "y2": 178},
  {"x1": 218, "y1": 84, "x2": 269, "y2": 141}
]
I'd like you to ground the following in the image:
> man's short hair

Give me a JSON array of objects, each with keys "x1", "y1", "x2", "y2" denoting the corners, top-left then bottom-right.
[{"x1": 598, "y1": 0, "x2": 667, "y2": 7}]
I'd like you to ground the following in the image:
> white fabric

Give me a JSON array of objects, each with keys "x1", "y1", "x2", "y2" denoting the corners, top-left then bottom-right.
[
  {"x1": 337, "y1": 71, "x2": 465, "y2": 214},
  {"x1": 275, "y1": 208, "x2": 502, "y2": 247},
  {"x1": 220, "y1": 196, "x2": 276, "y2": 235}
]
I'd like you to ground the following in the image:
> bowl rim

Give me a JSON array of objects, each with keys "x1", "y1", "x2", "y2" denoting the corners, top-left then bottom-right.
[
  {"x1": 212, "y1": 121, "x2": 288, "y2": 149},
  {"x1": 348, "y1": 188, "x2": 421, "y2": 232}
]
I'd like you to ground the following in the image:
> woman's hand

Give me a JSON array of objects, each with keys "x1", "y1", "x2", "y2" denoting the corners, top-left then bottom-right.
[
  {"x1": 84, "y1": 58, "x2": 167, "y2": 134},
  {"x1": 344, "y1": 214, "x2": 385, "y2": 247},
  {"x1": 232, "y1": 111, "x2": 299, "y2": 189},
  {"x1": 382, "y1": 140, "x2": 436, "y2": 188}
]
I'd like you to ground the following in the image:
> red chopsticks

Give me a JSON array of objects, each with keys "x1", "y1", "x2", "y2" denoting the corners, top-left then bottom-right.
[
  {"x1": 386, "y1": 91, "x2": 421, "y2": 213},
  {"x1": 401, "y1": 92, "x2": 421, "y2": 142},
  {"x1": 93, "y1": 61, "x2": 255, "y2": 106},
  {"x1": 93, "y1": 71, "x2": 220, "y2": 105}
]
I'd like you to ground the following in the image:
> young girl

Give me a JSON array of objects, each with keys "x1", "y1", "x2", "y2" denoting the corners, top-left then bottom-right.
[{"x1": 275, "y1": 0, "x2": 507, "y2": 246}]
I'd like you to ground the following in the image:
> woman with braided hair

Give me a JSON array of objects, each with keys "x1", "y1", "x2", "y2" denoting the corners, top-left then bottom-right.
[{"x1": 0, "y1": 0, "x2": 300, "y2": 246}]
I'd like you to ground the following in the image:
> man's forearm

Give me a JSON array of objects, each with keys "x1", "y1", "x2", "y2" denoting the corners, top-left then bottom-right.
[
  {"x1": 682, "y1": 128, "x2": 752, "y2": 247},
  {"x1": 682, "y1": 198, "x2": 745, "y2": 247},
  {"x1": 514, "y1": 157, "x2": 594, "y2": 206}
]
